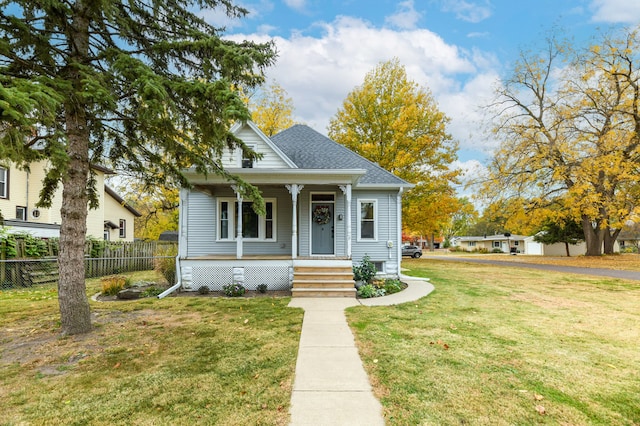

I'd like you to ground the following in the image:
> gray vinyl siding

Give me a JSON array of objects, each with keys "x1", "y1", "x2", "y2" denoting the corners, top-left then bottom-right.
[
  {"x1": 351, "y1": 190, "x2": 400, "y2": 274},
  {"x1": 186, "y1": 190, "x2": 216, "y2": 257},
  {"x1": 186, "y1": 186, "x2": 292, "y2": 257},
  {"x1": 220, "y1": 127, "x2": 291, "y2": 169}
]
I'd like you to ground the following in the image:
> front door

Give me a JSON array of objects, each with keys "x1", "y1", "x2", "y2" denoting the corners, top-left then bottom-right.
[{"x1": 311, "y1": 194, "x2": 335, "y2": 255}]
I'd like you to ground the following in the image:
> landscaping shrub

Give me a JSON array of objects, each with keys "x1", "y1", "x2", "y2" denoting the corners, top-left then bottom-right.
[
  {"x1": 141, "y1": 286, "x2": 164, "y2": 297},
  {"x1": 222, "y1": 283, "x2": 246, "y2": 297},
  {"x1": 197, "y1": 285, "x2": 210, "y2": 295},
  {"x1": 353, "y1": 255, "x2": 377, "y2": 283},
  {"x1": 357, "y1": 284, "x2": 386, "y2": 298},
  {"x1": 101, "y1": 275, "x2": 129, "y2": 296},
  {"x1": 257, "y1": 283, "x2": 268, "y2": 293},
  {"x1": 383, "y1": 278, "x2": 403, "y2": 295}
]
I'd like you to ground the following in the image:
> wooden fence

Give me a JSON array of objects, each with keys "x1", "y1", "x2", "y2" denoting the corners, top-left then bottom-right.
[{"x1": 0, "y1": 241, "x2": 177, "y2": 288}]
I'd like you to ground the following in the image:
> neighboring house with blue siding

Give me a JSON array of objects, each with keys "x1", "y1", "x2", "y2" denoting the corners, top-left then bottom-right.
[{"x1": 176, "y1": 121, "x2": 413, "y2": 297}]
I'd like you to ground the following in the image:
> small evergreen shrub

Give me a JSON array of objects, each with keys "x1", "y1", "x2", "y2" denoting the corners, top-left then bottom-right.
[
  {"x1": 256, "y1": 283, "x2": 268, "y2": 293},
  {"x1": 197, "y1": 286, "x2": 210, "y2": 295},
  {"x1": 223, "y1": 283, "x2": 246, "y2": 297}
]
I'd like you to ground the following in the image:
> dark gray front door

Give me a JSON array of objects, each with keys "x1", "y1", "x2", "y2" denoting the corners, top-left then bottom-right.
[{"x1": 311, "y1": 201, "x2": 334, "y2": 255}]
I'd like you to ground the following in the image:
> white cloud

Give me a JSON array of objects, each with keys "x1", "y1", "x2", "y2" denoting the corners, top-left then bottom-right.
[
  {"x1": 385, "y1": 0, "x2": 423, "y2": 30},
  {"x1": 283, "y1": 0, "x2": 307, "y2": 12},
  {"x1": 228, "y1": 15, "x2": 500, "y2": 169},
  {"x1": 440, "y1": 0, "x2": 492, "y2": 23},
  {"x1": 590, "y1": 0, "x2": 640, "y2": 23}
]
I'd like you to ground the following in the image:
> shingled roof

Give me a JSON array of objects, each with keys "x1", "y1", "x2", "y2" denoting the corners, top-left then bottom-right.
[{"x1": 271, "y1": 124, "x2": 411, "y2": 187}]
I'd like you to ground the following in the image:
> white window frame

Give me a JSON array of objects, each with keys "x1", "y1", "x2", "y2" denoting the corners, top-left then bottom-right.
[
  {"x1": 217, "y1": 198, "x2": 277, "y2": 242},
  {"x1": 119, "y1": 219, "x2": 126, "y2": 238},
  {"x1": 468, "y1": 241, "x2": 476, "y2": 247},
  {"x1": 241, "y1": 144, "x2": 257, "y2": 168},
  {"x1": 0, "y1": 167, "x2": 7, "y2": 199},
  {"x1": 357, "y1": 199, "x2": 377, "y2": 241},
  {"x1": 493, "y1": 241, "x2": 500, "y2": 248},
  {"x1": 16, "y1": 206, "x2": 27, "y2": 221}
]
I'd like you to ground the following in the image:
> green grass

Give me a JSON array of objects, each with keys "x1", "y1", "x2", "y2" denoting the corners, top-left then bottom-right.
[
  {"x1": 0, "y1": 272, "x2": 303, "y2": 425},
  {"x1": 346, "y1": 258, "x2": 640, "y2": 425}
]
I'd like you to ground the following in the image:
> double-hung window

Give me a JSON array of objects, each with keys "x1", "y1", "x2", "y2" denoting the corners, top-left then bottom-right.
[
  {"x1": 358, "y1": 199, "x2": 377, "y2": 241},
  {"x1": 218, "y1": 198, "x2": 276, "y2": 241},
  {"x1": 0, "y1": 167, "x2": 7, "y2": 199},
  {"x1": 119, "y1": 219, "x2": 126, "y2": 238}
]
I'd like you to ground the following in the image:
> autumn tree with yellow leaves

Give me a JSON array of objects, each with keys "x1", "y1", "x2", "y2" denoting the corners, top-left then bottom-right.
[
  {"x1": 243, "y1": 80, "x2": 296, "y2": 136},
  {"x1": 328, "y1": 59, "x2": 459, "y2": 242},
  {"x1": 484, "y1": 28, "x2": 640, "y2": 255}
]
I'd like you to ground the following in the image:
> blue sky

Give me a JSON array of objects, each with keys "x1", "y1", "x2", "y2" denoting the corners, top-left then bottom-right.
[{"x1": 205, "y1": 0, "x2": 640, "y2": 184}]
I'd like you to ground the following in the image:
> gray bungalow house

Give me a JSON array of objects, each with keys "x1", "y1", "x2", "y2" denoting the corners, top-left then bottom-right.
[{"x1": 174, "y1": 121, "x2": 413, "y2": 297}]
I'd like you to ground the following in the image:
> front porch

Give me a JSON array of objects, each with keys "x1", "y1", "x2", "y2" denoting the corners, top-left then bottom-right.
[{"x1": 179, "y1": 255, "x2": 356, "y2": 297}]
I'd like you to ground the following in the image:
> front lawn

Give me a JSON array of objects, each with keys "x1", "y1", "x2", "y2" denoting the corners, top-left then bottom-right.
[
  {"x1": 0, "y1": 271, "x2": 303, "y2": 425},
  {"x1": 347, "y1": 258, "x2": 640, "y2": 425}
]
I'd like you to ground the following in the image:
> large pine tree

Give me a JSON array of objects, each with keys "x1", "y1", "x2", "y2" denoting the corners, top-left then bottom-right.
[{"x1": 0, "y1": 0, "x2": 276, "y2": 334}]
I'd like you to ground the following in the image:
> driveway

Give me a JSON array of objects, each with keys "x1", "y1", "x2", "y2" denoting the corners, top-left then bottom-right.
[{"x1": 421, "y1": 255, "x2": 640, "y2": 281}]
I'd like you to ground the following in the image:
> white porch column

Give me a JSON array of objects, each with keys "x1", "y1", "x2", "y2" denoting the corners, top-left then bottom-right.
[
  {"x1": 397, "y1": 187, "x2": 404, "y2": 268},
  {"x1": 340, "y1": 184, "x2": 352, "y2": 258},
  {"x1": 286, "y1": 184, "x2": 304, "y2": 259},
  {"x1": 232, "y1": 185, "x2": 243, "y2": 259}
]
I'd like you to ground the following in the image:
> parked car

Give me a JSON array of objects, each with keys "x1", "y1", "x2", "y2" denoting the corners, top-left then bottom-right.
[{"x1": 402, "y1": 244, "x2": 422, "y2": 258}]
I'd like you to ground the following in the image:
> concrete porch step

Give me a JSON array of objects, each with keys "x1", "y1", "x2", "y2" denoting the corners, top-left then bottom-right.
[
  {"x1": 291, "y1": 288, "x2": 357, "y2": 298},
  {"x1": 294, "y1": 272, "x2": 354, "y2": 281},
  {"x1": 292, "y1": 262, "x2": 356, "y2": 298},
  {"x1": 292, "y1": 279, "x2": 356, "y2": 289}
]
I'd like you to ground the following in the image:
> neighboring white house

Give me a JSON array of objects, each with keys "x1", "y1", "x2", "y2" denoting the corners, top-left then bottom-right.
[
  {"x1": 0, "y1": 161, "x2": 140, "y2": 241},
  {"x1": 175, "y1": 122, "x2": 413, "y2": 297},
  {"x1": 452, "y1": 234, "x2": 621, "y2": 256},
  {"x1": 522, "y1": 237, "x2": 587, "y2": 256},
  {"x1": 451, "y1": 234, "x2": 528, "y2": 254}
]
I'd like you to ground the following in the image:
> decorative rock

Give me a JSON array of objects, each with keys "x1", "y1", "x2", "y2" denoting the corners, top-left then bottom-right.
[{"x1": 117, "y1": 288, "x2": 142, "y2": 300}]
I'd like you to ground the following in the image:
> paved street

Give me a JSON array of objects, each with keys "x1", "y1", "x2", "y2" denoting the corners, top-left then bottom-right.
[{"x1": 421, "y1": 255, "x2": 640, "y2": 281}]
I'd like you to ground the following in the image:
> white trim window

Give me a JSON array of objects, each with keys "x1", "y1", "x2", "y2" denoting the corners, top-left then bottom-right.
[
  {"x1": 218, "y1": 198, "x2": 276, "y2": 241},
  {"x1": 357, "y1": 199, "x2": 377, "y2": 241},
  {"x1": 241, "y1": 144, "x2": 256, "y2": 168},
  {"x1": 16, "y1": 206, "x2": 27, "y2": 221},
  {"x1": 119, "y1": 219, "x2": 126, "y2": 238},
  {"x1": 0, "y1": 167, "x2": 7, "y2": 199}
]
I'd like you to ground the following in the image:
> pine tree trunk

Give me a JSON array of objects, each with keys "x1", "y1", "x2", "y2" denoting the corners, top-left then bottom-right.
[
  {"x1": 582, "y1": 215, "x2": 603, "y2": 256},
  {"x1": 58, "y1": 1, "x2": 92, "y2": 335}
]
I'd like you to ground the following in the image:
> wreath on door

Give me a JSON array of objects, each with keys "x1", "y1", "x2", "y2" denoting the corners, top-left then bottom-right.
[{"x1": 313, "y1": 205, "x2": 332, "y2": 225}]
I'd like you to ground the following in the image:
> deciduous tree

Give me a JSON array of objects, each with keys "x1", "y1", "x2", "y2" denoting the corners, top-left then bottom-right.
[
  {"x1": 245, "y1": 80, "x2": 296, "y2": 136},
  {"x1": 483, "y1": 29, "x2": 640, "y2": 255},
  {"x1": 0, "y1": 0, "x2": 275, "y2": 334},
  {"x1": 328, "y1": 58, "x2": 459, "y2": 237}
]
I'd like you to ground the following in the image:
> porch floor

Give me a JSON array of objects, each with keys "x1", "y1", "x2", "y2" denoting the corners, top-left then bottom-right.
[{"x1": 186, "y1": 255, "x2": 351, "y2": 261}]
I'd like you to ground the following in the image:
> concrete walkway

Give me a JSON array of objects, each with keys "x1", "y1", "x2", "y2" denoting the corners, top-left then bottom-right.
[{"x1": 288, "y1": 276, "x2": 433, "y2": 425}]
